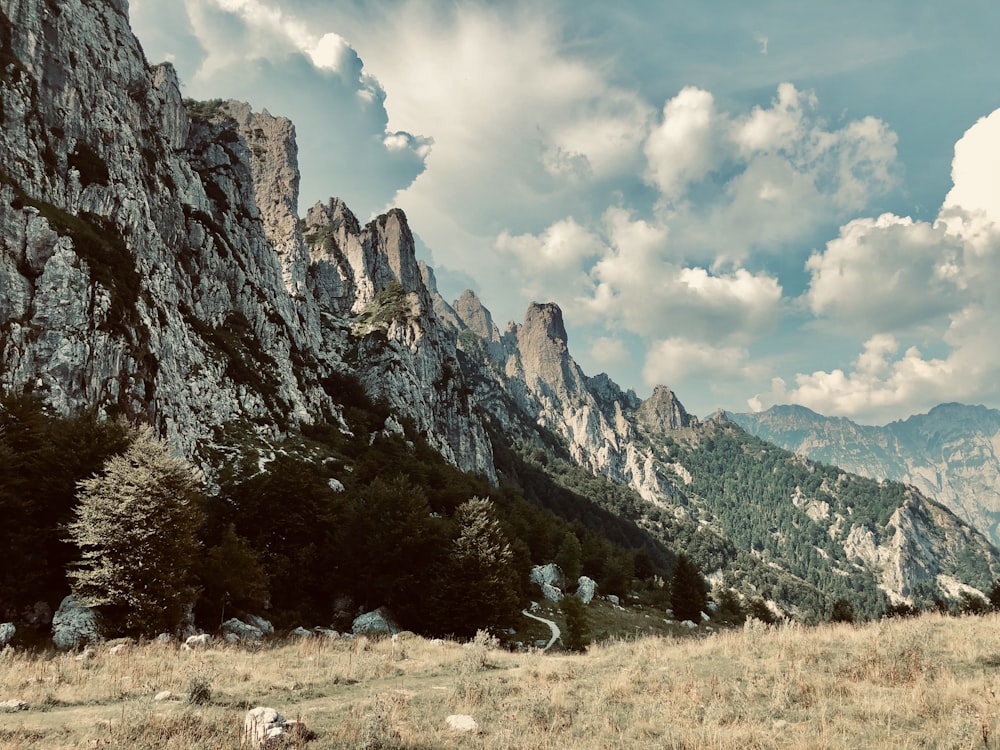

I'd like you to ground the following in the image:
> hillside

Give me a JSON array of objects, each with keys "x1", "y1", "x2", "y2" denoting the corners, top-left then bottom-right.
[
  {"x1": 730, "y1": 404, "x2": 1000, "y2": 547},
  {"x1": 1, "y1": 0, "x2": 998, "y2": 642}
]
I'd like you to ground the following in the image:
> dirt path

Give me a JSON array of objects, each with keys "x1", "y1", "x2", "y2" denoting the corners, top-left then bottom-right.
[{"x1": 522, "y1": 608, "x2": 560, "y2": 650}]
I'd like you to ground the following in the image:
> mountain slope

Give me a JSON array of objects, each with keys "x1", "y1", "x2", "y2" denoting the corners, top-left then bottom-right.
[{"x1": 730, "y1": 404, "x2": 1000, "y2": 547}]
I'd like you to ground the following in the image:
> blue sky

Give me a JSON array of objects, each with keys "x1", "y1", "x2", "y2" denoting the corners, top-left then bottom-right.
[{"x1": 129, "y1": 0, "x2": 1000, "y2": 424}]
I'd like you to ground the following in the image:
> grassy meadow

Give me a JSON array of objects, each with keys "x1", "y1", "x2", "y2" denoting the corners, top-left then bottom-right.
[{"x1": 2, "y1": 608, "x2": 1000, "y2": 748}]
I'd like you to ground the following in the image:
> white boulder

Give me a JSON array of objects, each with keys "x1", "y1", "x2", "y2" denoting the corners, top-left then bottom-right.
[
  {"x1": 183, "y1": 633, "x2": 212, "y2": 650},
  {"x1": 446, "y1": 714, "x2": 479, "y2": 733},
  {"x1": 0, "y1": 699, "x2": 27, "y2": 712},
  {"x1": 576, "y1": 576, "x2": 597, "y2": 604},
  {"x1": 0, "y1": 623, "x2": 14, "y2": 647},
  {"x1": 51, "y1": 596, "x2": 101, "y2": 650},
  {"x1": 244, "y1": 706, "x2": 286, "y2": 746}
]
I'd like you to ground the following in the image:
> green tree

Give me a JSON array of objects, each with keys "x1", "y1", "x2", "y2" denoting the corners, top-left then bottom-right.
[
  {"x1": 444, "y1": 497, "x2": 521, "y2": 636},
  {"x1": 68, "y1": 425, "x2": 203, "y2": 637},
  {"x1": 670, "y1": 554, "x2": 708, "y2": 622},
  {"x1": 196, "y1": 524, "x2": 269, "y2": 626},
  {"x1": 830, "y1": 598, "x2": 855, "y2": 623},
  {"x1": 561, "y1": 594, "x2": 589, "y2": 652},
  {"x1": 554, "y1": 531, "x2": 582, "y2": 589},
  {"x1": 988, "y1": 580, "x2": 1000, "y2": 611}
]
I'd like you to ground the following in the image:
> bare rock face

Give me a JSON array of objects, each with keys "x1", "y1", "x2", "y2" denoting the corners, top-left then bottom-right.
[
  {"x1": 0, "y1": 0, "x2": 494, "y2": 479},
  {"x1": 637, "y1": 385, "x2": 694, "y2": 435}
]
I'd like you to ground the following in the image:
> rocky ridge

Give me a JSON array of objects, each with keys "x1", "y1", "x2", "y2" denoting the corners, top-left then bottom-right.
[
  {"x1": 0, "y1": 0, "x2": 494, "y2": 479},
  {"x1": 730, "y1": 404, "x2": 1000, "y2": 547}
]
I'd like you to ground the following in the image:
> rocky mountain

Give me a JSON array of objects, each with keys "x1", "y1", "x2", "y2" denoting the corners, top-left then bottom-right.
[
  {"x1": 2, "y1": 0, "x2": 998, "y2": 620},
  {"x1": 730, "y1": 404, "x2": 1000, "y2": 547}
]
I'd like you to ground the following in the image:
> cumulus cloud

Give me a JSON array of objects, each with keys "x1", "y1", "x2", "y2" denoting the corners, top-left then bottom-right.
[
  {"x1": 642, "y1": 338, "x2": 764, "y2": 388},
  {"x1": 651, "y1": 83, "x2": 899, "y2": 263},
  {"x1": 804, "y1": 213, "x2": 964, "y2": 333},
  {"x1": 759, "y1": 106, "x2": 1000, "y2": 422}
]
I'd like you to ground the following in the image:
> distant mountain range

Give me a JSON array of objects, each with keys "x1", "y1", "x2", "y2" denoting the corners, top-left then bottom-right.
[{"x1": 729, "y1": 404, "x2": 1000, "y2": 547}]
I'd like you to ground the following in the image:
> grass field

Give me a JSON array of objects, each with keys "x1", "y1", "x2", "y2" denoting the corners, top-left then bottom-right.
[{"x1": 2, "y1": 609, "x2": 1000, "y2": 748}]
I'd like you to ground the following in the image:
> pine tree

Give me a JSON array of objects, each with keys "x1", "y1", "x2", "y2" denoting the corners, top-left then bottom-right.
[
  {"x1": 670, "y1": 554, "x2": 708, "y2": 622},
  {"x1": 447, "y1": 497, "x2": 521, "y2": 636},
  {"x1": 561, "y1": 594, "x2": 589, "y2": 652},
  {"x1": 68, "y1": 425, "x2": 203, "y2": 637},
  {"x1": 554, "y1": 531, "x2": 582, "y2": 589}
]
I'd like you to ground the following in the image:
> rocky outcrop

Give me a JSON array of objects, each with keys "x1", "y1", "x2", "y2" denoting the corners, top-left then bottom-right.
[{"x1": 0, "y1": 0, "x2": 494, "y2": 479}]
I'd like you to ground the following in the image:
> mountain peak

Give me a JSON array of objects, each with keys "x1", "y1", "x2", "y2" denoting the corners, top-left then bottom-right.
[
  {"x1": 454, "y1": 289, "x2": 500, "y2": 343},
  {"x1": 637, "y1": 385, "x2": 693, "y2": 434},
  {"x1": 522, "y1": 302, "x2": 567, "y2": 347}
]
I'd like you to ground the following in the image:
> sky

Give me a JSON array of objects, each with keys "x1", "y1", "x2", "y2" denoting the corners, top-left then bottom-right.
[{"x1": 128, "y1": 0, "x2": 1000, "y2": 424}]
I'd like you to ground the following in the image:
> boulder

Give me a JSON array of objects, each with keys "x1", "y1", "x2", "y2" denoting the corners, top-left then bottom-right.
[
  {"x1": 607, "y1": 594, "x2": 620, "y2": 606},
  {"x1": 244, "y1": 706, "x2": 286, "y2": 747},
  {"x1": 352, "y1": 608, "x2": 399, "y2": 637},
  {"x1": 0, "y1": 623, "x2": 14, "y2": 647},
  {"x1": 445, "y1": 714, "x2": 479, "y2": 733},
  {"x1": 183, "y1": 633, "x2": 212, "y2": 650},
  {"x1": 541, "y1": 583, "x2": 563, "y2": 602},
  {"x1": 221, "y1": 618, "x2": 264, "y2": 642},
  {"x1": 243, "y1": 707, "x2": 310, "y2": 747},
  {"x1": 576, "y1": 576, "x2": 597, "y2": 604},
  {"x1": 154, "y1": 690, "x2": 172, "y2": 701},
  {"x1": 314, "y1": 627, "x2": 338, "y2": 637},
  {"x1": 0, "y1": 699, "x2": 27, "y2": 712},
  {"x1": 108, "y1": 643, "x2": 129, "y2": 656},
  {"x1": 75, "y1": 648, "x2": 96, "y2": 661},
  {"x1": 680, "y1": 620, "x2": 698, "y2": 629},
  {"x1": 246, "y1": 614, "x2": 274, "y2": 636},
  {"x1": 289, "y1": 627, "x2": 312, "y2": 638},
  {"x1": 51, "y1": 596, "x2": 101, "y2": 650},
  {"x1": 530, "y1": 563, "x2": 565, "y2": 590}
]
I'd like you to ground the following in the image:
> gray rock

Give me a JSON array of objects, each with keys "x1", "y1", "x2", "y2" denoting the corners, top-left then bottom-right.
[
  {"x1": 51, "y1": 596, "x2": 101, "y2": 650},
  {"x1": 0, "y1": 623, "x2": 14, "y2": 647},
  {"x1": 75, "y1": 648, "x2": 96, "y2": 661},
  {"x1": 530, "y1": 563, "x2": 565, "y2": 590},
  {"x1": 576, "y1": 576, "x2": 597, "y2": 604},
  {"x1": 289, "y1": 627, "x2": 312, "y2": 638},
  {"x1": 221, "y1": 618, "x2": 264, "y2": 642},
  {"x1": 313, "y1": 627, "x2": 338, "y2": 638},
  {"x1": 245, "y1": 615, "x2": 274, "y2": 636},
  {"x1": 540, "y1": 583, "x2": 564, "y2": 602},
  {"x1": 0, "y1": 699, "x2": 27, "y2": 712},
  {"x1": 607, "y1": 594, "x2": 621, "y2": 606},
  {"x1": 680, "y1": 620, "x2": 698, "y2": 629},
  {"x1": 352, "y1": 607, "x2": 399, "y2": 637},
  {"x1": 108, "y1": 643, "x2": 129, "y2": 656},
  {"x1": 154, "y1": 690, "x2": 172, "y2": 701}
]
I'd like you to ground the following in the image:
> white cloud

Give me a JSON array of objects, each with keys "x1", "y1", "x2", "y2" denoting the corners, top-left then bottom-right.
[
  {"x1": 642, "y1": 338, "x2": 763, "y2": 387},
  {"x1": 643, "y1": 87, "x2": 720, "y2": 200},
  {"x1": 804, "y1": 213, "x2": 963, "y2": 333},
  {"x1": 590, "y1": 337, "x2": 629, "y2": 368}
]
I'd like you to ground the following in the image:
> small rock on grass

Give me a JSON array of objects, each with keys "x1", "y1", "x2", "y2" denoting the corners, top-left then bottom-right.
[
  {"x1": 446, "y1": 714, "x2": 479, "y2": 733},
  {"x1": 0, "y1": 699, "x2": 27, "y2": 712}
]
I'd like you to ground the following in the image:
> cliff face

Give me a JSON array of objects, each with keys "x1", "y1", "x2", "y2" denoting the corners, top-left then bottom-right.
[
  {"x1": 731, "y1": 404, "x2": 1000, "y2": 547},
  {"x1": 0, "y1": 0, "x2": 495, "y2": 479}
]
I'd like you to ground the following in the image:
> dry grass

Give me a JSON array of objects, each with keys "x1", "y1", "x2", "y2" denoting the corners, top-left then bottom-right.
[{"x1": 2, "y1": 613, "x2": 1000, "y2": 748}]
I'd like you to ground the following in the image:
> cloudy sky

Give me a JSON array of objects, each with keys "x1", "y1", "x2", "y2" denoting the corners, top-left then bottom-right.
[{"x1": 129, "y1": 0, "x2": 1000, "y2": 424}]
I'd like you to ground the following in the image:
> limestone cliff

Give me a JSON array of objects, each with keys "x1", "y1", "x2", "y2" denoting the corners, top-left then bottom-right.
[{"x1": 0, "y1": 0, "x2": 494, "y2": 479}]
